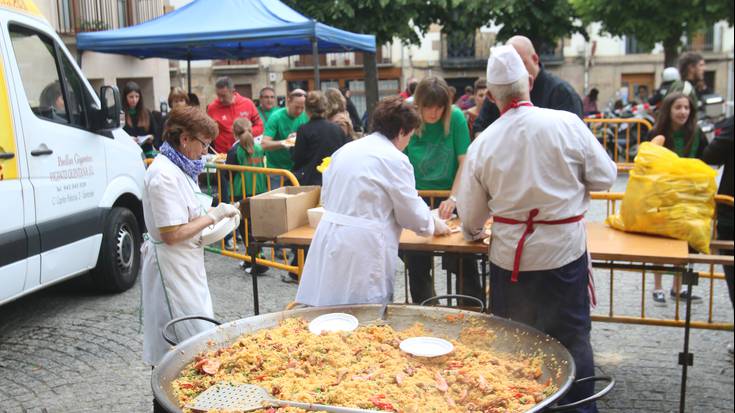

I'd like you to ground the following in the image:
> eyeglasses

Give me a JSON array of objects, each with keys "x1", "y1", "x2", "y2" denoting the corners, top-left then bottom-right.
[{"x1": 192, "y1": 136, "x2": 211, "y2": 150}]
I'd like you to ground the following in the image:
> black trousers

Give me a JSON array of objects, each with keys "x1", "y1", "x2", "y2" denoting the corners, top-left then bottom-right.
[
  {"x1": 405, "y1": 252, "x2": 483, "y2": 304},
  {"x1": 405, "y1": 196, "x2": 483, "y2": 304},
  {"x1": 490, "y1": 252, "x2": 597, "y2": 413}
]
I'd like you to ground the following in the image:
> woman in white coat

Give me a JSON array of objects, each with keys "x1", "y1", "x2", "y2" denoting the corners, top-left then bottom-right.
[
  {"x1": 141, "y1": 106, "x2": 239, "y2": 370},
  {"x1": 295, "y1": 97, "x2": 451, "y2": 306}
]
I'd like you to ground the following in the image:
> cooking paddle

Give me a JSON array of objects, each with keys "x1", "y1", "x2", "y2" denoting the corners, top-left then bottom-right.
[{"x1": 186, "y1": 382, "x2": 390, "y2": 413}]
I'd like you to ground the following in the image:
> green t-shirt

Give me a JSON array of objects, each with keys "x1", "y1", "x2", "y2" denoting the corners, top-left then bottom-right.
[
  {"x1": 258, "y1": 106, "x2": 278, "y2": 124},
  {"x1": 264, "y1": 108, "x2": 309, "y2": 170},
  {"x1": 233, "y1": 143, "x2": 267, "y2": 197},
  {"x1": 404, "y1": 106, "x2": 470, "y2": 190},
  {"x1": 671, "y1": 128, "x2": 701, "y2": 158}
]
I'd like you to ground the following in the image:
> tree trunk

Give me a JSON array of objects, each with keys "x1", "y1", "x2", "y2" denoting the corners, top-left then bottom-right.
[
  {"x1": 363, "y1": 52, "x2": 379, "y2": 130},
  {"x1": 663, "y1": 36, "x2": 680, "y2": 69}
]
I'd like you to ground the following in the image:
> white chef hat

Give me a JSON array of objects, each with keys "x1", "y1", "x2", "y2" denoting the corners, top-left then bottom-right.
[{"x1": 486, "y1": 45, "x2": 528, "y2": 85}]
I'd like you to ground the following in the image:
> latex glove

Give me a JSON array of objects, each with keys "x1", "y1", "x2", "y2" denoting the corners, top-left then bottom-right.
[
  {"x1": 433, "y1": 215, "x2": 451, "y2": 236},
  {"x1": 208, "y1": 202, "x2": 239, "y2": 224},
  {"x1": 651, "y1": 135, "x2": 665, "y2": 146}
]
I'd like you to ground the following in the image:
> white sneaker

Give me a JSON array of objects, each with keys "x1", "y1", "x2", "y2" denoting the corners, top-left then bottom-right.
[{"x1": 225, "y1": 239, "x2": 235, "y2": 250}]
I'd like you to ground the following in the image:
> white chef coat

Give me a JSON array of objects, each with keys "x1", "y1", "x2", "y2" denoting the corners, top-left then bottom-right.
[
  {"x1": 457, "y1": 105, "x2": 616, "y2": 272},
  {"x1": 140, "y1": 155, "x2": 214, "y2": 365},
  {"x1": 295, "y1": 133, "x2": 435, "y2": 306}
]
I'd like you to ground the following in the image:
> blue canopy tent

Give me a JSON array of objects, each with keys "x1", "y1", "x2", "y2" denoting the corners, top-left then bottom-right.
[{"x1": 76, "y1": 0, "x2": 376, "y2": 91}]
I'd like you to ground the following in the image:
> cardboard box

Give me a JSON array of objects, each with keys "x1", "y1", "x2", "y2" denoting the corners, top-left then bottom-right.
[{"x1": 250, "y1": 186, "x2": 320, "y2": 239}]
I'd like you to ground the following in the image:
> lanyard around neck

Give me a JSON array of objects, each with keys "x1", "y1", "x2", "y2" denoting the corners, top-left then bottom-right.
[{"x1": 500, "y1": 100, "x2": 533, "y2": 116}]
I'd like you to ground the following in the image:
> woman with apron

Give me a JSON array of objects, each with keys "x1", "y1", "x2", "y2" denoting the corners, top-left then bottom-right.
[
  {"x1": 295, "y1": 97, "x2": 450, "y2": 306},
  {"x1": 140, "y1": 107, "x2": 239, "y2": 410}
]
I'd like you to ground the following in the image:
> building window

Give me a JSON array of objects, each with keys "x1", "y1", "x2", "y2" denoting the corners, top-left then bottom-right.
[
  {"x1": 625, "y1": 36, "x2": 649, "y2": 54},
  {"x1": 446, "y1": 32, "x2": 476, "y2": 59},
  {"x1": 117, "y1": 0, "x2": 128, "y2": 28},
  {"x1": 347, "y1": 79, "x2": 399, "y2": 118},
  {"x1": 687, "y1": 27, "x2": 715, "y2": 52}
]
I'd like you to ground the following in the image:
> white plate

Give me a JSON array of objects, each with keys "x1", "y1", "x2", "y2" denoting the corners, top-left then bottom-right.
[
  {"x1": 399, "y1": 337, "x2": 454, "y2": 357},
  {"x1": 308, "y1": 313, "x2": 359, "y2": 335},
  {"x1": 201, "y1": 213, "x2": 240, "y2": 245}
]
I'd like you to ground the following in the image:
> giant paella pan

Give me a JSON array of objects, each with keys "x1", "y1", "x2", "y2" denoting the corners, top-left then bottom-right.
[{"x1": 152, "y1": 303, "x2": 613, "y2": 412}]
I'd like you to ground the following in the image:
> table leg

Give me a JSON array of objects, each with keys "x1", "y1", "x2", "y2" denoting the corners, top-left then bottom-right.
[
  {"x1": 248, "y1": 242, "x2": 260, "y2": 315},
  {"x1": 678, "y1": 265, "x2": 697, "y2": 413},
  {"x1": 481, "y1": 254, "x2": 488, "y2": 313},
  {"x1": 444, "y1": 253, "x2": 452, "y2": 306},
  {"x1": 402, "y1": 252, "x2": 409, "y2": 304}
]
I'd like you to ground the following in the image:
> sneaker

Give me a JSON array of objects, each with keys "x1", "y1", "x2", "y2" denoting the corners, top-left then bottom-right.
[
  {"x1": 225, "y1": 239, "x2": 235, "y2": 250},
  {"x1": 280, "y1": 273, "x2": 298, "y2": 284},
  {"x1": 670, "y1": 288, "x2": 702, "y2": 301},
  {"x1": 239, "y1": 260, "x2": 250, "y2": 270},
  {"x1": 652, "y1": 289, "x2": 666, "y2": 304}
]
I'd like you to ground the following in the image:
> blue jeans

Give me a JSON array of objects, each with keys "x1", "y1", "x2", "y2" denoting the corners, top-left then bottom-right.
[{"x1": 490, "y1": 252, "x2": 597, "y2": 413}]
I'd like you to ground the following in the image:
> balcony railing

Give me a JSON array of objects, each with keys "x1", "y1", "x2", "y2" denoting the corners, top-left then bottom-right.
[
  {"x1": 213, "y1": 58, "x2": 259, "y2": 66},
  {"x1": 288, "y1": 45, "x2": 392, "y2": 69},
  {"x1": 54, "y1": 0, "x2": 165, "y2": 35},
  {"x1": 440, "y1": 31, "x2": 493, "y2": 69},
  {"x1": 212, "y1": 58, "x2": 260, "y2": 74},
  {"x1": 441, "y1": 32, "x2": 565, "y2": 68}
]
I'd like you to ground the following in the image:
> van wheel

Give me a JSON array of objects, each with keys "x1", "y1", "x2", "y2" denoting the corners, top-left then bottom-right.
[{"x1": 90, "y1": 207, "x2": 141, "y2": 292}]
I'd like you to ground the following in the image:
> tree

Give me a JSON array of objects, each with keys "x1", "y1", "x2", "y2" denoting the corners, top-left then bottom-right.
[
  {"x1": 574, "y1": 0, "x2": 734, "y2": 68},
  {"x1": 283, "y1": 0, "x2": 436, "y2": 120},
  {"x1": 486, "y1": 0, "x2": 586, "y2": 55}
]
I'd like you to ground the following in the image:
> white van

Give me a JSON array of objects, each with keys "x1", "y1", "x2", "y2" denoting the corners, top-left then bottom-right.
[{"x1": 0, "y1": 1, "x2": 145, "y2": 305}]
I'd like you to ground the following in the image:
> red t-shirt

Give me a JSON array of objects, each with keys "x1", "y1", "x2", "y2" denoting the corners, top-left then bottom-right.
[{"x1": 207, "y1": 92, "x2": 264, "y2": 154}]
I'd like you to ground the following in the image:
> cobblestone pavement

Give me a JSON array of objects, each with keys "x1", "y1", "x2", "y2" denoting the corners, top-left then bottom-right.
[{"x1": 0, "y1": 176, "x2": 733, "y2": 412}]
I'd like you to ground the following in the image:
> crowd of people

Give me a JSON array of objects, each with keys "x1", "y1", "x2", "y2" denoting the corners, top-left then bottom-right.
[{"x1": 134, "y1": 33, "x2": 733, "y2": 413}]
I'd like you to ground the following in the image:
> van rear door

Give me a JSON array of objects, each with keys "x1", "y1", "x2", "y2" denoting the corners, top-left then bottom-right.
[
  {"x1": 0, "y1": 16, "x2": 38, "y2": 304},
  {"x1": 5, "y1": 20, "x2": 107, "y2": 285}
]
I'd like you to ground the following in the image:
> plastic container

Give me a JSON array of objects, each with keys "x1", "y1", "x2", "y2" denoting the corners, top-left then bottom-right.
[{"x1": 307, "y1": 206, "x2": 325, "y2": 228}]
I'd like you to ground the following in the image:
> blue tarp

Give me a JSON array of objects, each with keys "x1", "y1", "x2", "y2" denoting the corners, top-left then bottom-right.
[{"x1": 76, "y1": 0, "x2": 376, "y2": 60}]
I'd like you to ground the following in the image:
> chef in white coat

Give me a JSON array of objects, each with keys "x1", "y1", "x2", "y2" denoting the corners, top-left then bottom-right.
[
  {"x1": 457, "y1": 45, "x2": 616, "y2": 413},
  {"x1": 141, "y1": 106, "x2": 239, "y2": 371},
  {"x1": 295, "y1": 97, "x2": 451, "y2": 306}
]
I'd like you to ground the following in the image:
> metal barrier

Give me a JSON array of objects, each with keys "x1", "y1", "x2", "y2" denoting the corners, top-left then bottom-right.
[
  {"x1": 584, "y1": 118, "x2": 654, "y2": 170},
  {"x1": 591, "y1": 192, "x2": 734, "y2": 331},
  {"x1": 201, "y1": 163, "x2": 302, "y2": 275}
]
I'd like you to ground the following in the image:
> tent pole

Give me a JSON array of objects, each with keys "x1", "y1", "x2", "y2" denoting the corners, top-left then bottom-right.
[
  {"x1": 187, "y1": 58, "x2": 192, "y2": 94},
  {"x1": 311, "y1": 37, "x2": 320, "y2": 90}
]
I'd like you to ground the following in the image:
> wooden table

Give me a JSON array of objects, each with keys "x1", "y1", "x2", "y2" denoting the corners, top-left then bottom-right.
[
  {"x1": 585, "y1": 221, "x2": 689, "y2": 265},
  {"x1": 278, "y1": 221, "x2": 691, "y2": 264},
  {"x1": 277, "y1": 225, "x2": 487, "y2": 254}
]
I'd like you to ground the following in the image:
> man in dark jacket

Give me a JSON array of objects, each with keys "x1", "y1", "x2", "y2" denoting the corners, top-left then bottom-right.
[
  {"x1": 702, "y1": 117, "x2": 734, "y2": 341},
  {"x1": 472, "y1": 35, "x2": 582, "y2": 137}
]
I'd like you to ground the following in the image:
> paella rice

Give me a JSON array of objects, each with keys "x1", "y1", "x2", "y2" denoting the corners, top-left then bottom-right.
[{"x1": 173, "y1": 317, "x2": 556, "y2": 413}]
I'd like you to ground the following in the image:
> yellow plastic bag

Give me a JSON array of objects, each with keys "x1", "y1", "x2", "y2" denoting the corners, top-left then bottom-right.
[{"x1": 605, "y1": 142, "x2": 716, "y2": 253}]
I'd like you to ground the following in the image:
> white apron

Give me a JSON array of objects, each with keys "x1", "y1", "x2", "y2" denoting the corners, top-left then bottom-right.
[
  {"x1": 294, "y1": 133, "x2": 434, "y2": 307},
  {"x1": 141, "y1": 157, "x2": 214, "y2": 366},
  {"x1": 295, "y1": 211, "x2": 399, "y2": 306}
]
